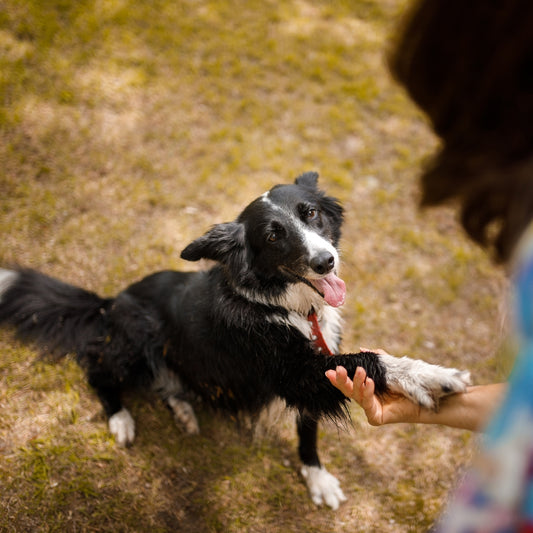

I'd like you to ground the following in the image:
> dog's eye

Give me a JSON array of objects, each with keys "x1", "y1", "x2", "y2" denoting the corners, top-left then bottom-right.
[
  {"x1": 306, "y1": 208, "x2": 318, "y2": 220},
  {"x1": 266, "y1": 223, "x2": 284, "y2": 243}
]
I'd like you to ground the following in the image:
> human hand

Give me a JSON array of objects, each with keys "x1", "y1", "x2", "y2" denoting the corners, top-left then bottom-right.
[{"x1": 325, "y1": 349, "x2": 421, "y2": 426}]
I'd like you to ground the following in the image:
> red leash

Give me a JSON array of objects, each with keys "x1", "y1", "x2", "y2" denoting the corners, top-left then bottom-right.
[{"x1": 307, "y1": 311, "x2": 333, "y2": 356}]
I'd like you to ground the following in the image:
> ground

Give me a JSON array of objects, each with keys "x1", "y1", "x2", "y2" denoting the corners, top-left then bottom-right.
[{"x1": 0, "y1": 1, "x2": 510, "y2": 531}]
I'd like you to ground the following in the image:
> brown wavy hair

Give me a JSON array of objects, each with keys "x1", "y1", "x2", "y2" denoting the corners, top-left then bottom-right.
[{"x1": 389, "y1": 0, "x2": 533, "y2": 262}]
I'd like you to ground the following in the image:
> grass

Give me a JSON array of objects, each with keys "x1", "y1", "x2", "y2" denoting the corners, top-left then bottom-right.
[{"x1": 0, "y1": 0, "x2": 509, "y2": 531}]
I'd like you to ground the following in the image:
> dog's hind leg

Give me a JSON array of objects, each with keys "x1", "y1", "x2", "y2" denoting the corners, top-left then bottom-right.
[
  {"x1": 92, "y1": 383, "x2": 135, "y2": 447},
  {"x1": 152, "y1": 366, "x2": 199, "y2": 434},
  {"x1": 166, "y1": 396, "x2": 200, "y2": 435},
  {"x1": 297, "y1": 411, "x2": 347, "y2": 510}
]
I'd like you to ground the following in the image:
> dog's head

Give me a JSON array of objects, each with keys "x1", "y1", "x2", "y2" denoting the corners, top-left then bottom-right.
[{"x1": 180, "y1": 172, "x2": 345, "y2": 312}]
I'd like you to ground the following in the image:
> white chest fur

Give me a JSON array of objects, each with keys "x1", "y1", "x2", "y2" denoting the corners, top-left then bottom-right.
[
  {"x1": 274, "y1": 305, "x2": 342, "y2": 354},
  {"x1": 317, "y1": 306, "x2": 342, "y2": 353}
]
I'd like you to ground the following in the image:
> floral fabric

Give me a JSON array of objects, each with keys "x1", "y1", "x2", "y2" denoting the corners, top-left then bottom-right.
[{"x1": 437, "y1": 232, "x2": 533, "y2": 532}]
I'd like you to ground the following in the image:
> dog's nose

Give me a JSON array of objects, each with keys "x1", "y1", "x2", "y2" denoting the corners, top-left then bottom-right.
[{"x1": 310, "y1": 252, "x2": 335, "y2": 275}]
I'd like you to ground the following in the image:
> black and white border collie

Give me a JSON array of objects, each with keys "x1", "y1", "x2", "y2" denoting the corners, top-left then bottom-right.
[{"x1": 0, "y1": 172, "x2": 470, "y2": 509}]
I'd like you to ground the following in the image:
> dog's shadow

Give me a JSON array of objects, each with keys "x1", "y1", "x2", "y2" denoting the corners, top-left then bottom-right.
[{"x1": 117, "y1": 392, "x2": 322, "y2": 531}]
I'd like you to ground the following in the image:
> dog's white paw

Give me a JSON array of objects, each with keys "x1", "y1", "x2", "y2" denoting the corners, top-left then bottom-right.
[
  {"x1": 108, "y1": 408, "x2": 135, "y2": 447},
  {"x1": 301, "y1": 465, "x2": 347, "y2": 510},
  {"x1": 379, "y1": 353, "x2": 471, "y2": 410},
  {"x1": 167, "y1": 396, "x2": 200, "y2": 435}
]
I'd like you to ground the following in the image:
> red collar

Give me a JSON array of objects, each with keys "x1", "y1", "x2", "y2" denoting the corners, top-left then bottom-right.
[{"x1": 307, "y1": 311, "x2": 333, "y2": 356}]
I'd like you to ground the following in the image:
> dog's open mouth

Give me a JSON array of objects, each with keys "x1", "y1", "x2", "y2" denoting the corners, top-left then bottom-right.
[{"x1": 280, "y1": 267, "x2": 346, "y2": 307}]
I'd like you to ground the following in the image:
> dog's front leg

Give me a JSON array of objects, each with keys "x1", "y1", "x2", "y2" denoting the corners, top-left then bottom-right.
[
  {"x1": 281, "y1": 351, "x2": 388, "y2": 419},
  {"x1": 283, "y1": 350, "x2": 470, "y2": 417},
  {"x1": 280, "y1": 352, "x2": 384, "y2": 510},
  {"x1": 297, "y1": 410, "x2": 346, "y2": 510},
  {"x1": 91, "y1": 382, "x2": 135, "y2": 448}
]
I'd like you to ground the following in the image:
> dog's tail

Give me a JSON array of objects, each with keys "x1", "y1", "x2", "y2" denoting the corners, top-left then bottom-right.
[{"x1": 0, "y1": 267, "x2": 111, "y2": 360}]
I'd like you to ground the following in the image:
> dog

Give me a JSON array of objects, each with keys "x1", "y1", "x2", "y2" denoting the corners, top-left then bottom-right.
[{"x1": 0, "y1": 172, "x2": 470, "y2": 509}]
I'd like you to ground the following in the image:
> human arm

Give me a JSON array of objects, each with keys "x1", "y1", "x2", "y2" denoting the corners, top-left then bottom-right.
[{"x1": 326, "y1": 360, "x2": 506, "y2": 432}]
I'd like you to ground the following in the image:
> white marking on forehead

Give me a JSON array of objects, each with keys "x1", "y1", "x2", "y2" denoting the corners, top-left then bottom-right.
[{"x1": 261, "y1": 191, "x2": 284, "y2": 212}]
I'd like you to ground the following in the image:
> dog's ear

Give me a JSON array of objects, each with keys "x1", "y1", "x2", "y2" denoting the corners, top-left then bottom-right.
[
  {"x1": 295, "y1": 171, "x2": 319, "y2": 190},
  {"x1": 295, "y1": 171, "x2": 343, "y2": 228},
  {"x1": 320, "y1": 195, "x2": 344, "y2": 246},
  {"x1": 181, "y1": 222, "x2": 245, "y2": 263},
  {"x1": 296, "y1": 171, "x2": 344, "y2": 247}
]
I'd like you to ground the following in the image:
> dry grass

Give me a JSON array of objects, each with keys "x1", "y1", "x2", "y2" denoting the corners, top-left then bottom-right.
[{"x1": 0, "y1": 0, "x2": 509, "y2": 531}]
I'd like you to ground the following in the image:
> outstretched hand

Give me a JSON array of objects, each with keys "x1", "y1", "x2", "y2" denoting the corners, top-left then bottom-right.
[
  {"x1": 325, "y1": 349, "x2": 421, "y2": 426},
  {"x1": 327, "y1": 350, "x2": 506, "y2": 431}
]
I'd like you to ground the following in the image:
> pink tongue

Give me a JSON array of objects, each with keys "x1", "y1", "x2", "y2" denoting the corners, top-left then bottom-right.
[{"x1": 311, "y1": 273, "x2": 346, "y2": 307}]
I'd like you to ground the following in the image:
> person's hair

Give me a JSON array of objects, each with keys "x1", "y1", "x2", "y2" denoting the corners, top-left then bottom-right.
[{"x1": 389, "y1": 0, "x2": 533, "y2": 262}]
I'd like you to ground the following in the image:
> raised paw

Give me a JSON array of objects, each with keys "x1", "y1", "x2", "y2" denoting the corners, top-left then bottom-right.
[
  {"x1": 301, "y1": 465, "x2": 347, "y2": 510},
  {"x1": 108, "y1": 408, "x2": 136, "y2": 447},
  {"x1": 379, "y1": 353, "x2": 471, "y2": 410}
]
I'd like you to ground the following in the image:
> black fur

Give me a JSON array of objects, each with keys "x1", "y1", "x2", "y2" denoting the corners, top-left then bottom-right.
[{"x1": 0, "y1": 172, "x2": 389, "y2": 506}]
